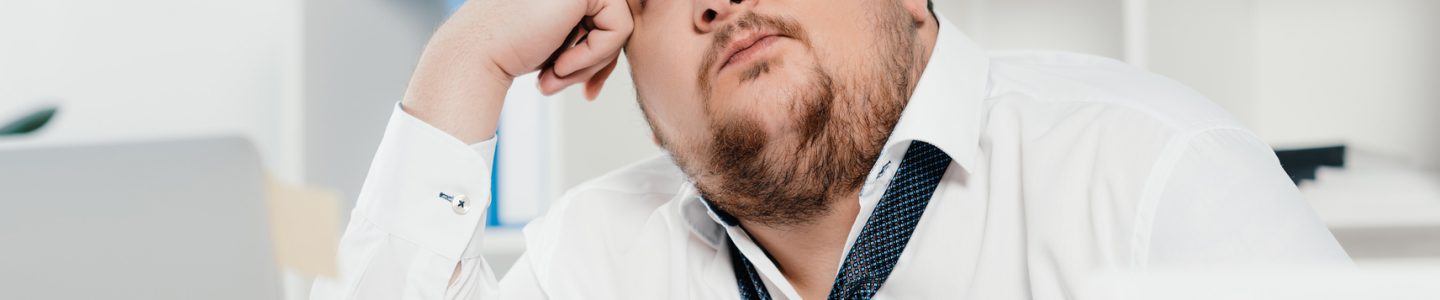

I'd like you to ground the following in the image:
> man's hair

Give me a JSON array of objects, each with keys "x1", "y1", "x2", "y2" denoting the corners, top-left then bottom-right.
[{"x1": 928, "y1": 0, "x2": 937, "y2": 21}]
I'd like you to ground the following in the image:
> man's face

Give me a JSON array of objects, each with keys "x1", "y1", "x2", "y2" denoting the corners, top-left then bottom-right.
[{"x1": 621, "y1": 0, "x2": 926, "y2": 225}]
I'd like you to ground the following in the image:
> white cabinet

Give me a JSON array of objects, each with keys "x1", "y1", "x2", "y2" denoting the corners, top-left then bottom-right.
[
  {"x1": 936, "y1": 0, "x2": 1440, "y2": 267},
  {"x1": 938, "y1": 0, "x2": 1440, "y2": 168}
]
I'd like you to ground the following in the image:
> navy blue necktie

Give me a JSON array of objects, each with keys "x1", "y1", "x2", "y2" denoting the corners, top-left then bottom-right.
[{"x1": 726, "y1": 141, "x2": 952, "y2": 300}]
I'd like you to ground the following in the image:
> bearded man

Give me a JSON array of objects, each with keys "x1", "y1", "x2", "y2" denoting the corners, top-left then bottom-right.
[{"x1": 312, "y1": 0, "x2": 1351, "y2": 299}]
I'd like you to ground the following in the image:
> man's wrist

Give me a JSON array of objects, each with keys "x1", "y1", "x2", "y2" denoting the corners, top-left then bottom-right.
[{"x1": 401, "y1": 53, "x2": 513, "y2": 144}]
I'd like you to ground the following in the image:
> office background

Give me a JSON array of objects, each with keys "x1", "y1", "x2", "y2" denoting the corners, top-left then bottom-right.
[{"x1": 2, "y1": 0, "x2": 1437, "y2": 299}]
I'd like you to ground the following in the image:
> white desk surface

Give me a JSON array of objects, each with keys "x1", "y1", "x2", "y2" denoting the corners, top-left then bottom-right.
[{"x1": 1301, "y1": 152, "x2": 1440, "y2": 268}]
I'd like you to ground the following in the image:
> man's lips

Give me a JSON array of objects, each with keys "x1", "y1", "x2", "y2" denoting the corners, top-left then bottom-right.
[{"x1": 717, "y1": 32, "x2": 783, "y2": 74}]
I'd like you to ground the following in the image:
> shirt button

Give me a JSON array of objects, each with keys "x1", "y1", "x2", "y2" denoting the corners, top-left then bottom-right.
[
  {"x1": 860, "y1": 160, "x2": 894, "y2": 196},
  {"x1": 439, "y1": 192, "x2": 469, "y2": 215}
]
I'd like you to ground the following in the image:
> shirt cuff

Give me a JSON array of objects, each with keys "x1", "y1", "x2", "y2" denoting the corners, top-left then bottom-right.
[{"x1": 353, "y1": 102, "x2": 498, "y2": 259}]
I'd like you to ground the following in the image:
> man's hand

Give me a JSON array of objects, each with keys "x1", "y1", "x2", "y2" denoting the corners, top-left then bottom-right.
[{"x1": 401, "y1": 0, "x2": 632, "y2": 144}]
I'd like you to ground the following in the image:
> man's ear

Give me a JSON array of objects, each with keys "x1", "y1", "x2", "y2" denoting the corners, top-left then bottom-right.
[{"x1": 900, "y1": 0, "x2": 931, "y2": 26}]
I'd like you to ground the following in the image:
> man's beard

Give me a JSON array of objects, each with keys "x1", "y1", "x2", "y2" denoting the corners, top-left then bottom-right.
[{"x1": 685, "y1": 9, "x2": 921, "y2": 227}]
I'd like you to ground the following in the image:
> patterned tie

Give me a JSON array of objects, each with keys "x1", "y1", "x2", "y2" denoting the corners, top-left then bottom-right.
[{"x1": 726, "y1": 141, "x2": 952, "y2": 300}]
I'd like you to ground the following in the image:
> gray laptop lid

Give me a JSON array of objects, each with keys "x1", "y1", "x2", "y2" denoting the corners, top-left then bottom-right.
[{"x1": 0, "y1": 136, "x2": 281, "y2": 299}]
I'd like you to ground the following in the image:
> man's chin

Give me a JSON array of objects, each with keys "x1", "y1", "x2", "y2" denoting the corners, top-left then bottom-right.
[{"x1": 690, "y1": 65, "x2": 854, "y2": 227}]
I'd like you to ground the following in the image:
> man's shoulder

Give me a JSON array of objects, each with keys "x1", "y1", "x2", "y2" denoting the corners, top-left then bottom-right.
[
  {"x1": 569, "y1": 154, "x2": 685, "y2": 192},
  {"x1": 986, "y1": 50, "x2": 1243, "y2": 133},
  {"x1": 536, "y1": 155, "x2": 689, "y2": 234}
]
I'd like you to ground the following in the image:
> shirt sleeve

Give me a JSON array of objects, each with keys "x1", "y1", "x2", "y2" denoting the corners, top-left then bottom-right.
[
  {"x1": 309, "y1": 103, "x2": 546, "y2": 299},
  {"x1": 1141, "y1": 128, "x2": 1354, "y2": 269}
]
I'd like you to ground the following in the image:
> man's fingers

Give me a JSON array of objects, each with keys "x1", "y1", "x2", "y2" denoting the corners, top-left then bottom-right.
[
  {"x1": 537, "y1": 67, "x2": 570, "y2": 96},
  {"x1": 553, "y1": 29, "x2": 627, "y2": 78},
  {"x1": 530, "y1": 0, "x2": 631, "y2": 97},
  {"x1": 537, "y1": 54, "x2": 617, "y2": 96},
  {"x1": 584, "y1": 57, "x2": 621, "y2": 100},
  {"x1": 553, "y1": 0, "x2": 631, "y2": 77}
]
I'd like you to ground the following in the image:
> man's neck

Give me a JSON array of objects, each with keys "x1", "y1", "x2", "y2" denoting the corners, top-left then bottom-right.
[{"x1": 737, "y1": 189, "x2": 861, "y2": 299}]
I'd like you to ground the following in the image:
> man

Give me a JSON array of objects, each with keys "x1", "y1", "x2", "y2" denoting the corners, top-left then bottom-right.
[{"x1": 311, "y1": 0, "x2": 1351, "y2": 299}]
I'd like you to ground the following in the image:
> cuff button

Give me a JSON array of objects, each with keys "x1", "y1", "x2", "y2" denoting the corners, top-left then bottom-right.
[{"x1": 439, "y1": 192, "x2": 469, "y2": 215}]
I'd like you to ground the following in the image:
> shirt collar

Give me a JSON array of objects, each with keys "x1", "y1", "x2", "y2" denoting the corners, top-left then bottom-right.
[
  {"x1": 681, "y1": 15, "x2": 991, "y2": 246},
  {"x1": 881, "y1": 14, "x2": 990, "y2": 174}
]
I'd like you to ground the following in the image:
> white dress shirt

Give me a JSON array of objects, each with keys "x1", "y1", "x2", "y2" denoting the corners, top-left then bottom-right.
[{"x1": 311, "y1": 16, "x2": 1351, "y2": 300}]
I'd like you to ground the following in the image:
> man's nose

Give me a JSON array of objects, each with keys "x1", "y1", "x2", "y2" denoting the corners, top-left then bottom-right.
[{"x1": 693, "y1": 0, "x2": 749, "y2": 33}]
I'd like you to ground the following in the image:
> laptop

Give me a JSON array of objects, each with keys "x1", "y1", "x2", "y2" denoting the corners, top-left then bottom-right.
[{"x1": 0, "y1": 136, "x2": 282, "y2": 299}]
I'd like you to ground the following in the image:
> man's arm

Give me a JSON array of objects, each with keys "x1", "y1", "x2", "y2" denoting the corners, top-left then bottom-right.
[
  {"x1": 1142, "y1": 128, "x2": 1352, "y2": 268},
  {"x1": 309, "y1": 0, "x2": 632, "y2": 298},
  {"x1": 403, "y1": 0, "x2": 632, "y2": 144},
  {"x1": 308, "y1": 105, "x2": 550, "y2": 299}
]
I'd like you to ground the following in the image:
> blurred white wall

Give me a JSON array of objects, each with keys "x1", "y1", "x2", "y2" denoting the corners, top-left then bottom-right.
[
  {"x1": 0, "y1": 0, "x2": 457, "y2": 206},
  {"x1": 300, "y1": 0, "x2": 447, "y2": 208},
  {"x1": 0, "y1": 0, "x2": 305, "y2": 180},
  {"x1": 1252, "y1": 0, "x2": 1440, "y2": 168},
  {"x1": 1144, "y1": 0, "x2": 1257, "y2": 125},
  {"x1": 942, "y1": 0, "x2": 1126, "y2": 59},
  {"x1": 554, "y1": 57, "x2": 665, "y2": 191}
]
